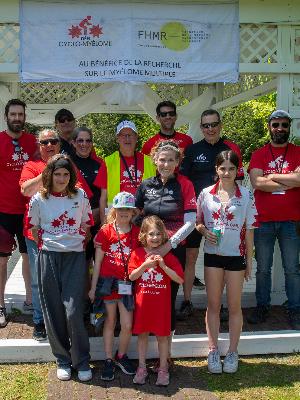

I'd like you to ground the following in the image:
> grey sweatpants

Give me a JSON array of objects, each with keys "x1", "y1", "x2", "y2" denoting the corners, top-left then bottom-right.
[{"x1": 38, "y1": 250, "x2": 90, "y2": 370}]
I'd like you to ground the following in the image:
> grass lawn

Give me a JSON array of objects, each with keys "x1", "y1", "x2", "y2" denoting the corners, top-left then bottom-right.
[{"x1": 0, "y1": 354, "x2": 299, "y2": 400}]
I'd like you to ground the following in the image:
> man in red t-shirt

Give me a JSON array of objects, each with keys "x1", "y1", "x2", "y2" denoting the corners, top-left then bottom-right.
[
  {"x1": 0, "y1": 99, "x2": 38, "y2": 328},
  {"x1": 142, "y1": 100, "x2": 193, "y2": 156},
  {"x1": 247, "y1": 110, "x2": 300, "y2": 330}
]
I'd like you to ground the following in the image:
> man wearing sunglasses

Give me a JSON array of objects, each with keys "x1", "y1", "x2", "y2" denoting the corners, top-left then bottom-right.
[
  {"x1": 142, "y1": 101, "x2": 193, "y2": 155},
  {"x1": 0, "y1": 99, "x2": 38, "y2": 328},
  {"x1": 55, "y1": 109, "x2": 76, "y2": 156},
  {"x1": 248, "y1": 110, "x2": 300, "y2": 329},
  {"x1": 178, "y1": 109, "x2": 244, "y2": 321}
]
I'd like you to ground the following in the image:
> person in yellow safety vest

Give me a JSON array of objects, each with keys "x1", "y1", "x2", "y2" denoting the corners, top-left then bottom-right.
[{"x1": 97, "y1": 120, "x2": 156, "y2": 218}]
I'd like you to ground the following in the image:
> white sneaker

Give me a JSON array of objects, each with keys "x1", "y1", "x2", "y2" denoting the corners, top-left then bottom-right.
[
  {"x1": 207, "y1": 350, "x2": 222, "y2": 374},
  {"x1": 57, "y1": 366, "x2": 72, "y2": 381},
  {"x1": 0, "y1": 307, "x2": 8, "y2": 328},
  {"x1": 78, "y1": 369, "x2": 92, "y2": 382},
  {"x1": 223, "y1": 351, "x2": 239, "y2": 373}
]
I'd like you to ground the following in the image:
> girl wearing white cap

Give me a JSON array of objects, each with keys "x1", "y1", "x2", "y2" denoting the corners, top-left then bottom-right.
[{"x1": 89, "y1": 191, "x2": 139, "y2": 381}]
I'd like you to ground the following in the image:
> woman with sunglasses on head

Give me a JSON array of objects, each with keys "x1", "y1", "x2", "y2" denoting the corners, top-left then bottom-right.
[{"x1": 196, "y1": 150, "x2": 258, "y2": 374}]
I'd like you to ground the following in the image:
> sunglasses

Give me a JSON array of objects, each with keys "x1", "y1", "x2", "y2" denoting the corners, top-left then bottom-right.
[
  {"x1": 158, "y1": 111, "x2": 176, "y2": 117},
  {"x1": 201, "y1": 121, "x2": 220, "y2": 129},
  {"x1": 12, "y1": 139, "x2": 21, "y2": 152},
  {"x1": 58, "y1": 117, "x2": 74, "y2": 123},
  {"x1": 76, "y1": 138, "x2": 92, "y2": 144},
  {"x1": 39, "y1": 138, "x2": 60, "y2": 146},
  {"x1": 270, "y1": 122, "x2": 290, "y2": 129}
]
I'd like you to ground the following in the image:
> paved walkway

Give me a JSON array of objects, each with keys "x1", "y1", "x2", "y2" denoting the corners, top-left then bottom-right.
[{"x1": 47, "y1": 361, "x2": 219, "y2": 400}]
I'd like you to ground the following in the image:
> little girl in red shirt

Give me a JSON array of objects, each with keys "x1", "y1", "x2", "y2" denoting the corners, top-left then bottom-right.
[
  {"x1": 88, "y1": 191, "x2": 139, "y2": 381},
  {"x1": 128, "y1": 215, "x2": 184, "y2": 386}
]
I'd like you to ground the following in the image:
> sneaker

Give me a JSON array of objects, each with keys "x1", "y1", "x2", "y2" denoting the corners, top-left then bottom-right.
[
  {"x1": 32, "y1": 323, "x2": 47, "y2": 341},
  {"x1": 115, "y1": 353, "x2": 136, "y2": 375},
  {"x1": 220, "y1": 305, "x2": 229, "y2": 323},
  {"x1": 23, "y1": 301, "x2": 34, "y2": 315},
  {"x1": 0, "y1": 307, "x2": 8, "y2": 328},
  {"x1": 223, "y1": 351, "x2": 239, "y2": 373},
  {"x1": 207, "y1": 350, "x2": 222, "y2": 374},
  {"x1": 193, "y1": 277, "x2": 205, "y2": 289},
  {"x1": 150, "y1": 358, "x2": 174, "y2": 374},
  {"x1": 156, "y1": 368, "x2": 170, "y2": 386},
  {"x1": 176, "y1": 300, "x2": 194, "y2": 321},
  {"x1": 57, "y1": 366, "x2": 71, "y2": 381},
  {"x1": 247, "y1": 305, "x2": 270, "y2": 324},
  {"x1": 288, "y1": 310, "x2": 300, "y2": 330},
  {"x1": 133, "y1": 366, "x2": 148, "y2": 385},
  {"x1": 101, "y1": 359, "x2": 115, "y2": 381},
  {"x1": 78, "y1": 369, "x2": 92, "y2": 382}
]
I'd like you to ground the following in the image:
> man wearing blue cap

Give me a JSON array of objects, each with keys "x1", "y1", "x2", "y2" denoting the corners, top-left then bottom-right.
[{"x1": 248, "y1": 110, "x2": 300, "y2": 329}]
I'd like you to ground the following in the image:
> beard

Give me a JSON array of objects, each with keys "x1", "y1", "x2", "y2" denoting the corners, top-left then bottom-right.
[
  {"x1": 270, "y1": 131, "x2": 290, "y2": 144},
  {"x1": 7, "y1": 119, "x2": 25, "y2": 134}
]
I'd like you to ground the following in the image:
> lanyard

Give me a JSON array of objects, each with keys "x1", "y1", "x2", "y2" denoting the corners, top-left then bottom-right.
[
  {"x1": 114, "y1": 223, "x2": 132, "y2": 280},
  {"x1": 119, "y1": 151, "x2": 138, "y2": 187},
  {"x1": 269, "y1": 144, "x2": 289, "y2": 174}
]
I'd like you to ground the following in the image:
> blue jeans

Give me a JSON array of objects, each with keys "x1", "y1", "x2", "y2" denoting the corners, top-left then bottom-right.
[
  {"x1": 25, "y1": 238, "x2": 44, "y2": 325},
  {"x1": 254, "y1": 221, "x2": 300, "y2": 311}
]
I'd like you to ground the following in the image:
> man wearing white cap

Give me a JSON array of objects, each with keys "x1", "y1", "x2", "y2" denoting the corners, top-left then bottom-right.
[
  {"x1": 98, "y1": 121, "x2": 156, "y2": 209},
  {"x1": 247, "y1": 110, "x2": 300, "y2": 329}
]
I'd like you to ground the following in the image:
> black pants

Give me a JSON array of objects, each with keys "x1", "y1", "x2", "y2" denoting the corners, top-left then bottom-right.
[{"x1": 170, "y1": 245, "x2": 186, "y2": 331}]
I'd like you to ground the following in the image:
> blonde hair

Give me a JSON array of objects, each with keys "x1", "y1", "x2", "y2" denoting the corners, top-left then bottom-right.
[
  {"x1": 150, "y1": 139, "x2": 183, "y2": 164},
  {"x1": 106, "y1": 207, "x2": 137, "y2": 225},
  {"x1": 139, "y1": 215, "x2": 169, "y2": 247}
]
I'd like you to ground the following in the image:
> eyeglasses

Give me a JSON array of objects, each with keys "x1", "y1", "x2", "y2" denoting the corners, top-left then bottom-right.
[
  {"x1": 58, "y1": 117, "x2": 74, "y2": 123},
  {"x1": 158, "y1": 111, "x2": 176, "y2": 118},
  {"x1": 39, "y1": 138, "x2": 60, "y2": 146},
  {"x1": 76, "y1": 138, "x2": 92, "y2": 144},
  {"x1": 12, "y1": 139, "x2": 21, "y2": 152},
  {"x1": 201, "y1": 121, "x2": 220, "y2": 129},
  {"x1": 270, "y1": 122, "x2": 290, "y2": 129}
]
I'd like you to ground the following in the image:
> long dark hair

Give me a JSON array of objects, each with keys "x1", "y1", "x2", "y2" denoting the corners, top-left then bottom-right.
[
  {"x1": 215, "y1": 150, "x2": 239, "y2": 181},
  {"x1": 40, "y1": 154, "x2": 78, "y2": 199}
]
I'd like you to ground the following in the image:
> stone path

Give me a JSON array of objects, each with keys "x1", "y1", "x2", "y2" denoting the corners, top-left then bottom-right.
[{"x1": 47, "y1": 361, "x2": 219, "y2": 400}]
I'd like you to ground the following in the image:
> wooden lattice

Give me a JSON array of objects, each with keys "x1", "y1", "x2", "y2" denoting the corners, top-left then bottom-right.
[
  {"x1": 20, "y1": 82, "x2": 101, "y2": 104},
  {"x1": 295, "y1": 28, "x2": 300, "y2": 63},
  {"x1": 293, "y1": 76, "x2": 300, "y2": 107},
  {"x1": 240, "y1": 24, "x2": 278, "y2": 63},
  {"x1": 0, "y1": 24, "x2": 19, "y2": 63}
]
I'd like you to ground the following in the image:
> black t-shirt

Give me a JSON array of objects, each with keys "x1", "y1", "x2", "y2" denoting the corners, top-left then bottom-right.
[
  {"x1": 72, "y1": 154, "x2": 101, "y2": 209},
  {"x1": 180, "y1": 138, "x2": 243, "y2": 197},
  {"x1": 59, "y1": 137, "x2": 75, "y2": 157}
]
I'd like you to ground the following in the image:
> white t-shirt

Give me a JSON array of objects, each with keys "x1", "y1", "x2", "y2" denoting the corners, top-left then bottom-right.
[
  {"x1": 28, "y1": 188, "x2": 93, "y2": 252},
  {"x1": 197, "y1": 182, "x2": 258, "y2": 257}
]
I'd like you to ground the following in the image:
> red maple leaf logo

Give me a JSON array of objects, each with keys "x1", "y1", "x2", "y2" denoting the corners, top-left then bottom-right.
[
  {"x1": 226, "y1": 212, "x2": 234, "y2": 221},
  {"x1": 69, "y1": 25, "x2": 82, "y2": 38},
  {"x1": 212, "y1": 211, "x2": 220, "y2": 220},
  {"x1": 90, "y1": 24, "x2": 103, "y2": 37},
  {"x1": 51, "y1": 219, "x2": 61, "y2": 228},
  {"x1": 67, "y1": 218, "x2": 76, "y2": 226}
]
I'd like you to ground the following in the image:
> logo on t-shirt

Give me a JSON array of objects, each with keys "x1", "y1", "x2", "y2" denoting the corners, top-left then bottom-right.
[
  {"x1": 195, "y1": 153, "x2": 207, "y2": 162},
  {"x1": 145, "y1": 188, "x2": 157, "y2": 198},
  {"x1": 142, "y1": 268, "x2": 164, "y2": 283},
  {"x1": 268, "y1": 156, "x2": 289, "y2": 172}
]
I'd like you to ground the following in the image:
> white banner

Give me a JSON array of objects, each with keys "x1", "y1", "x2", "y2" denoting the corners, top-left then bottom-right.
[{"x1": 20, "y1": 1, "x2": 239, "y2": 83}]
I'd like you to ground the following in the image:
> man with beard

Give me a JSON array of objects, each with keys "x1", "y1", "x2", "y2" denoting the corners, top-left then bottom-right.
[
  {"x1": 247, "y1": 110, "x2": 300, "y2": 329},
  {"x1": 0, "y1": 99, "x2": 37, "y2": 327}
]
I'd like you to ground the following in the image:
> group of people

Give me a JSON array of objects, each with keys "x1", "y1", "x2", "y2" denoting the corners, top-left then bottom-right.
[{"x1": 0, "y1": 98, "x2": 299, "y2": 385}]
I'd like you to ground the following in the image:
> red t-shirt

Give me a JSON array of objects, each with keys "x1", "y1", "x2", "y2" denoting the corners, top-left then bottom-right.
[
  {"x1": 94, "y1": 152, "x2": 145, "y2": 195},
  {"x1": 94, "y1": 223, "x2": 140, "y2": 299},
  {"x1": 128, "y1": 247, "x2": 184, "y2": 336},
  {"x1": 249, "y1": 143, "x2": 300, "y2": 222},
  {"x1": 0, "y1": 131, "x2": 37, "y2": 214},
  {"x1": 142, "y1": 131, "x2": 193, "y2": 156}
]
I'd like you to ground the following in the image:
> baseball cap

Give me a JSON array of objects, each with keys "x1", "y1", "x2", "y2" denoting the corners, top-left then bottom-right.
[
  {"x1": 116, "y1": 120, "x2": 138, "y2": 135},
  {"x1": 112, "y1": 192, "x2": 136, "y2": 209},
  {"x1": 55, "y1": 109, "x2": 75, "y2": 122},
  {"x1": 268, "y1": 110, "x2": 292, "y2": 123}
]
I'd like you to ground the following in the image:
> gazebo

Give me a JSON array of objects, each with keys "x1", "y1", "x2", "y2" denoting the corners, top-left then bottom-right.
[{"x1": 0, "y1": 0, "x2": 300, "y2": 361}]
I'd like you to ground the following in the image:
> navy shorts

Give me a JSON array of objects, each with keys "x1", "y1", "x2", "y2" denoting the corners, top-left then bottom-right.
[
  {"x1": 204, "y1": 253, "x2": 246, "y2": 271},
  {"x1": 185, "y1": 228, "x2": 202, "y2": 248},
  {"x1": 0, "y1": 212, "x2": 27, "y2": 256}
]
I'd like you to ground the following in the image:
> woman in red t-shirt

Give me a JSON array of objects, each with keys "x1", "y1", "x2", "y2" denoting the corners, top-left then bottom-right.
[
  {"x1": 128, "y1": 215, "x2": 184, "y2": 387},
  {"x1": 88, "y1": 191, "x2": 139, "y2": 381}
]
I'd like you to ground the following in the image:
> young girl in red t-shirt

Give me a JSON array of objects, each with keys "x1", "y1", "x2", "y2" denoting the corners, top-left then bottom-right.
[
  {"x1": 128, "y1": 215, "x2": 184, "y2": 386},
  {"x1": 88, "y1": 191, "x2": 139, "y2": 381}
]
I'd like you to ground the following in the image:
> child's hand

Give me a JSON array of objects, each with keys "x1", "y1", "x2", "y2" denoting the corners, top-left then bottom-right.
[
  {"x1": 153, "y1": 255, "x2": 165, "y2": 268},
  {"x1": 144, "y1": 254, "x2": 158, "y2": 269},
  {"x1": 88, "y1": 288, "x2": 95, "y2": 303}
]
